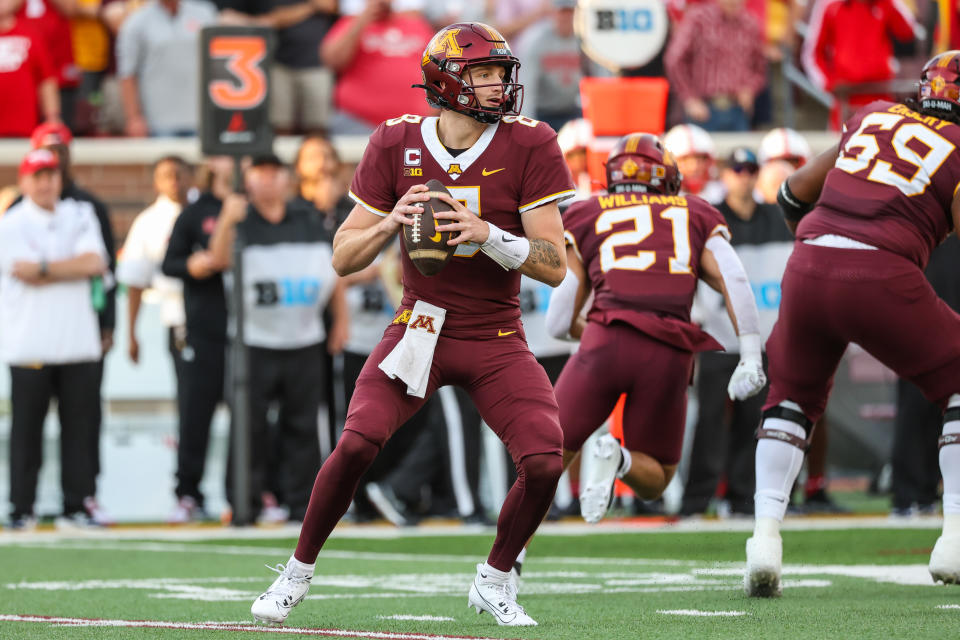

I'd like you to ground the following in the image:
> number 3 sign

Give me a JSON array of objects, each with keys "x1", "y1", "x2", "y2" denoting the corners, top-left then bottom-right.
[{"x1": 200, "y1": 26, "x2": 275, "y2": 156}]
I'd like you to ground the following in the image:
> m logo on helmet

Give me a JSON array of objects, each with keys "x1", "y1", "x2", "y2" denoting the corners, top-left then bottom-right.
[{"x1": 423, "y1": 28, "x2": 463, "y2": 66}]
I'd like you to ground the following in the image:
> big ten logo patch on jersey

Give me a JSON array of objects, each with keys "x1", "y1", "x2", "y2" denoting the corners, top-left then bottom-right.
[
  {"x1": 408, "y1": 314, "x2": 437, "y2": 333},
  {"x1": 254, "y1": 278, "x2": 321, "y2": 306},
  {"x1": 404, "y1": 147, "x2": 423, "y2": 176}
]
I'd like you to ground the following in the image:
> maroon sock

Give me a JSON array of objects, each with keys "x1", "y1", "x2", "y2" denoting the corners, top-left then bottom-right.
[
  {"x1": 487, "y1": 452, "x2": 562, "y2": 572},
  {"x1": 294, "y1": 430, "x2": 379, "y2": 564}
]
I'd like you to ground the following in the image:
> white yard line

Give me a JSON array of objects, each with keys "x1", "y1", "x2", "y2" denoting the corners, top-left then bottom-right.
[
  {"x1": 657, "y1": 610, "x2": 748, "y2": 617},
  {"x1": 3, "y1": 539, "x2": 731, "y2": 568},
  {"x1": 0, "y1": 614, "x2": 516, "y2": 640},
  {"x1": 377, "y1": 616, "x2": 455, "y2": 622},
  {"x1": 0, "y1": 515, "x2": 943, "y2": 546}
]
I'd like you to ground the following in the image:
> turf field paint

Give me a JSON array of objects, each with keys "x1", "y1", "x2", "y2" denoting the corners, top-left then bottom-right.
[
  {"x1": 377, "y1": 616, "x2": 456, "y2": 621},
  {"x1": 657, "y1": 610, "x2": 748, "y2": 616},
  {"x1": 0, "y1": 614, "x2": 516, "y2": 639}
]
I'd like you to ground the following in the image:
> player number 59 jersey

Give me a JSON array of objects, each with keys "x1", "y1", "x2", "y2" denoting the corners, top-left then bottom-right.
[
  {"x1": 799, "y1": 100, "x2": 960, "y2": 268},
  {"x1": 563, "y1": 192, "x2": 729, "y2": 352}
]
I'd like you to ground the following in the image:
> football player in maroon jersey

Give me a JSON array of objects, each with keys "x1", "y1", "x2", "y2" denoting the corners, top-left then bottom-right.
[
  {"x1": 251, "y1": 22, "x2": 575, "y2": 627},
  {"x1": 539, "y1": 133, "x2": 765, "y2": 528},
  {"x1": 746, "y1": 51, "x2": 960, "y2": 597}
]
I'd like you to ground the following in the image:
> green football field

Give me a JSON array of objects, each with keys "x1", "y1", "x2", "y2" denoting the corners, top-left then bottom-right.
[{"x1": 1, "y1": 521, "x2": 958, "y2": 639}]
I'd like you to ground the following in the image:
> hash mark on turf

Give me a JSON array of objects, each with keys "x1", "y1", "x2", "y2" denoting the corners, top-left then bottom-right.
[
  {"x1": 657, "y1": 609, "x2": 749, "y2": 617},
  {"x1": 377, "y1": 615, "x2": 456, "y2": 621},
  {"x1": 0, "y1": 614, "x2": 523, "y2": 639}
]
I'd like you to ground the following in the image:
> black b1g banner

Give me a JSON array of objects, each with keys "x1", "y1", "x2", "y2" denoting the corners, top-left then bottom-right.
[{"x1": 199, "y1": 26, "x2": 275, "y2": 157}]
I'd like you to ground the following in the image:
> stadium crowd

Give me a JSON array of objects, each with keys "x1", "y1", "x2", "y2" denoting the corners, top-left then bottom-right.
[
  {"x1": 0, "y1": 0, "x2": 947, "y2": 138},
  {"x1": 0, "y1": 0, "x2": 957, "y2": 536}
]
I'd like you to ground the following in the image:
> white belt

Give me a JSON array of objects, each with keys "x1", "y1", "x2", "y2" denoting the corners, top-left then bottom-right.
[{"x1": 802, "y1": 234, "x2": 878, "y2": 250}]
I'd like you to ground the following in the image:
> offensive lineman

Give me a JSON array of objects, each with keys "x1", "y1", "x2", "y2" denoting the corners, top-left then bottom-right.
[
  {"x1": 542, "y1": 133, "x2": 766, "y2": 525},
  {"x1": 250, "y1": 22, "x2": 575, "y2": 626},
  {"x1": 746, "y1": 51, "x2": 960, "y2": 597}
]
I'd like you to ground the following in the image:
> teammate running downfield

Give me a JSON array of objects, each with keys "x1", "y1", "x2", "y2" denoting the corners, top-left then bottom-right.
[{"x1": 538, "y1": 133, "x2": 766, "y2": 529}]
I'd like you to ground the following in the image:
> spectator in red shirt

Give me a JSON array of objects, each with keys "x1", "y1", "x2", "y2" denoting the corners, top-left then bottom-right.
[
  {"x1": 321, "y1": 0, "x2": 435, "y2": 135},
  {"x1": 665, "y1": 0, "x2": 768, "y2": 131},
  {"x1": 16, "y1": 0, "x2": 79, "y2": 130},
  {"x1": 0, "y1": 0, "x2": 60, "y2": 137},
  {"x1": 802, "y1": 0, "x2": 918, "y2": 128}
]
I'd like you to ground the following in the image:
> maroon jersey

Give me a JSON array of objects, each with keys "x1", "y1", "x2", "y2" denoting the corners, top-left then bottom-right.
[
  {"x1": 564, "y1": 192, "x2": 729, "y2": 352},
  {"x1": 349, "y1": 113, "x2": 575, "y2": 338},
  {"x1": 799, "y1": 100, "x2": 960, "y2": 268}
]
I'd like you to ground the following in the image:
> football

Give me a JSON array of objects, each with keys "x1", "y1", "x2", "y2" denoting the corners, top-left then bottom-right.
[{"x1": 403, "y1": 178, "x2": 457, "y2": 276}]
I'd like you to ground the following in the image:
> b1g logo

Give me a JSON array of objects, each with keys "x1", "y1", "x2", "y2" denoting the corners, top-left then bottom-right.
[
  {"x1": 595, "y1": 7, "x2": 653, "y2": 31},
  {"x1": 575, "y1": 0, "x2": 668, "y2": 71},
  {"x1": 254, "y1": 278, "x2": 321, "y2": 306}
]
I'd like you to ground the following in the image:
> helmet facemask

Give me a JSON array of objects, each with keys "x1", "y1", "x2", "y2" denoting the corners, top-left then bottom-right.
[{"x1": 454, "y1": 61, "x2": 523, "y2": 124}]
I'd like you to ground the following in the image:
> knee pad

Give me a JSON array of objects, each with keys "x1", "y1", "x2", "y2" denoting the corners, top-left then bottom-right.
[{"x1": 757, "y1": 401, "x2": 811, "y2": 451}]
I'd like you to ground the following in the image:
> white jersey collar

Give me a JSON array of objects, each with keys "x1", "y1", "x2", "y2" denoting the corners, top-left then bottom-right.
[{"x1": 420, "y1": 116, "x2": 499, "y2": 181}]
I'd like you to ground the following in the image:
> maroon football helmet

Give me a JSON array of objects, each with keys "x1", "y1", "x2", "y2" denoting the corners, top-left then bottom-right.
[
  {"x1": 414, "y1": 22, "x2": 523, "y2": 125},
  {"x1": 606, "y1": 133, "x2": 681, "y2": 195},
  {"x1": 917, "y1": 50, "x2": 960, "y2": 123}
]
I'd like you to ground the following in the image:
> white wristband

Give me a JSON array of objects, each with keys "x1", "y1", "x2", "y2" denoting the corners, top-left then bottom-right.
[
  {"x1": 739, "y1": 333, "x2": 763, "y2": 361},
  {"x1": 481, "y1": 221, "x2": 530, "y2": 270}
]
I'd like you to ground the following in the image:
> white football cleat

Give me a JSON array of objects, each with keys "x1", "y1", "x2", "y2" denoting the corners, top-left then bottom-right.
[
  {"x1": 467, "y1": 564, "x2": 537, "y2": 626},
  {"x1": 251, "y1": 561, "x2": 312, "y2": 625},
  {"x1": 745, "y1": 535, "x2": 783, "y2": 597},
  {"x1": 579, "y1": 433, "x2": 624, "y2": 524},
  {"x1": 929, "y1": 535, "x2": 960, "y2": 584}
]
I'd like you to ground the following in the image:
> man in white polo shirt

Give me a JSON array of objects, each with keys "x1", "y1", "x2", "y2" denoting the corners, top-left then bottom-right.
[{"x1": 0, "y1": 149, "x2": 108, "y2": 530}]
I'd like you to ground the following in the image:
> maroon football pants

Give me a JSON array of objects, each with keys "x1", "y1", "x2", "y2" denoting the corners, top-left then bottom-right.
[
  {"x1": 764, "y1": 242, "x2": 960, "y2": 421},
  {"x1": 295, "y1": 324, "x2": 563, "y2": 571},
  {"x1": 554, "y1": 321, "x2": 694, "y2": 465}
]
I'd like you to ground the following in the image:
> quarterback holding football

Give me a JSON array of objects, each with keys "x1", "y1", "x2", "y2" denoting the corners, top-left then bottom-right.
[{"x1": 251, "y1": 22, "x2": 575, "y2": 627}]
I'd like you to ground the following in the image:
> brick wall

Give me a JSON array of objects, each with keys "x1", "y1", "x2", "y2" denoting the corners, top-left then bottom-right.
[{"x1": 0, "y1": 163, "x2": 155, "y2": 245}]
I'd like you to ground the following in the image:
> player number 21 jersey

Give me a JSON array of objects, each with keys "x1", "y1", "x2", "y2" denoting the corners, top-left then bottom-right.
[{"x1": 563, "y1": 192, "x2": 729, "y2": 352}]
